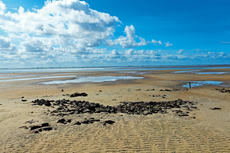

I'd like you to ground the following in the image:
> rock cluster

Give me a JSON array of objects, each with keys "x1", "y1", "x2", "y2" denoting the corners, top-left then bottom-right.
[
  {"x1": 73, "y1": 118, "x2": 101, "y2": 125},
  {"x1": 151, "y1": 95, "x2": 166, "y2": 98},
  {"x1": 26, "y1": 98, "x2": 198, "y2": 134},
  {"x1": 32, "y1": 98, "x2": 197, "y2": 117},
  {"x1": 32, "y1": 99, "x2": 54, "y2": 106},
  {"x1": 160, "y1": 88, "x2": 188, "y2": 92},
  {"x1": 215, "y1": 88, "x2": 230, "y2": 94},
  {"x1": 20, "y1": 123, "x2": 52, "y2": 134}
]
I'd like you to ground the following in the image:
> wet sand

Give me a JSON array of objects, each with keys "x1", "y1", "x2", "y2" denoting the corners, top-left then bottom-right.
[{"x1": 0, "y1": 69, "x2": 230, "y2": 152}]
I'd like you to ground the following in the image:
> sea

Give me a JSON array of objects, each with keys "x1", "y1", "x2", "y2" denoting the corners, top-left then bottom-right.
[{"x1": 0, "y1": 65, "x2": 229, "y2": 87}]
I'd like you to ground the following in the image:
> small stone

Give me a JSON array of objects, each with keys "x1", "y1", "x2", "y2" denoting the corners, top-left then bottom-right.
[
  {"x1": 30, "y1": 125, "x2": 42, "y2": 131},
  {"x1": 66, "y1": 119, "x2": 72, "y2": 123},
  {"x1": 74, "y1": 121, "x2": 81, "y2": 125},
  {"x1": 22, "y1": 99, "x2": 27, "y2": 102},
  {"x1": 57, "y1": 118, "x2": 67, "y2": 124},
  {"x1": 91, "y1": 119, "x2": 100, "y2": 122},
  {"x1": 103, "y1": 120, "x2": 115, "y2": 126},
  {"x1": 41, "y1": 123, "x2": 49, "y2": 127},
  {"x1": 82, "y1": 120, "x2": 90, "y2": 124},
  {"x1": 43, "y1": 127, "x2": 52, "y2": 131},
  {"x1": 211, "y1": 107, "x2": 221, "y2": 110}
]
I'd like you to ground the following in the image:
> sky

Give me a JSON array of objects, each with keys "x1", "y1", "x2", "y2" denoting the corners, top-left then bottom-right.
[{"x1": 0, "y1": 0, "x2": 230, "y2": 68}]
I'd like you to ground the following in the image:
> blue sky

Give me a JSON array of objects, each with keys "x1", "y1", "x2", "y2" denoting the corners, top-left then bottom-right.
[{"x1": 0, "y1": 0, "x2": 229, "y2": 68}]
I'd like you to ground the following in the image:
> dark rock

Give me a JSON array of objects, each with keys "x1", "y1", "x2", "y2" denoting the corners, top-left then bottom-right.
[
  {"x1": 43, "y1": 127, "x2": 52, "y2": 131},
  {"x1": 74, "y1": 121, "x2": 81, "y2": 125},
  {"x1": 32, "y1": 99, "x2": 51, "y2": 106},
  {"x1": 30, "y1": 125, "x2": 42, "y2": 131},
  {"x1": 21, "y1": 96, "x2": 24, "y2": 98},
  {"x1": 66, "y1": 119, "x2": 72, "y2": 123},
  {"x1": 22, "y1": 99, "x2": 27, "y2": 102},
  {"x1": 160, "y1": 89, "x2": 172, "y2": 92},
  {"x1": 211, "y1": 107, "x2": 221, "y2": 110},
  {"x1": 70, "y1": 92, "x2": 88, "y2": 97},
  {"x1": 82, "y1": 120, "x2": 90, "y2": 124},
  {"x1": 62, "y1": 89, "x2": 64, "y2": 92},
  {"x1": 31, "y1": 98, "x2": 198, "y2": 118},
  {"x1": 41, "y1": 123, "x2": 49, "y2": 127},
  {"x1": 103, "y1": 120, "x2": 115, "y2": 126},
  {"x1": 92, "y1": 119, "x2": 100, "y2": 122},
  {"x1": 216, "y1": 88, "x2": 230, "y2": 94},
  {"x1": 57, "y1": 119, "x2": 67, "y2": 124}
]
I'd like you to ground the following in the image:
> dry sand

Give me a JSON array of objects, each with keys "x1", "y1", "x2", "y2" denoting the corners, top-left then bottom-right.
[{"x1": 0, "y1": 69, "x2": 230, "y2": 152}]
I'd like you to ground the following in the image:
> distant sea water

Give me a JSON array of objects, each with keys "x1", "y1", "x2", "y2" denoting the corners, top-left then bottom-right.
[
  {"x1": 0, "y1": 65, "x2": 230, "y2": 73},
  {"x1": 0, "y1": 65, "x2": 229, "y2": 86}
]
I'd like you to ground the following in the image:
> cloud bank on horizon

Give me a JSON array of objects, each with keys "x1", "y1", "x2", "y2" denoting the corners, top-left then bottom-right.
[{"x1": 0, "y1": 0, "x2": 229, "y2": 67}]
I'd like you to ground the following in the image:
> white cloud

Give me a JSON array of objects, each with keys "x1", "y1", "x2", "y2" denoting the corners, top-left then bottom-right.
[
  {"x1": 0, "y1": 36, "x2": 17, "y2": 52},
  {"x1": 0, "y1": 1, "x2": 6, "y2": 15},
  {"x1": 0, "y1": 0, "x2": 120, "y2": 55},
  {"x1": 2, "y1": 1, "x2": 228, "y2": 67},
  {"x1": 106, "y1": 25, "x2": 150, "y2": 48},
  {"x1": 165, "y1": 42, "x2": 173, "y2": 47},
  {"x1": 152, "y1": 39, "x2": 162, "y2": 45},
  {"x1": 0, "y1": 36, "x2": 10, "y2": 48},
  {"x1": 177, "y1": 49, "x2": 183, "y2": 54}
]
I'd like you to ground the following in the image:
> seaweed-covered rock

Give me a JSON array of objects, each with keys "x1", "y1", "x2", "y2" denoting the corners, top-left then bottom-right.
[{"x1": 70, "y1": 92, "x2": 88, "y2": 97}]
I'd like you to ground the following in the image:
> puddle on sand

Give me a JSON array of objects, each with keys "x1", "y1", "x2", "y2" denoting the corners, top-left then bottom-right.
[
  {"x1": 41, "y1": 76, "x2": 143, "y2": 85},
  {"x1": 174, "y1": 70, "x2": 227, "y2": 75},
  {"x1": 0, "y1": 75, "x2": 77, "y2": 82},
  {"x1": 195, "y1": 72, "x2": 227, "y2": 74},
  {"x1": 183, "y1": 81, "x2": 226, "y2": 88}
]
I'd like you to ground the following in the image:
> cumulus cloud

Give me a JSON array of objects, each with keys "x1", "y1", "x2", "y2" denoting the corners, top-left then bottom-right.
[
  {"x1": 3, "y1": 0, "x2": 228, "y2": 66},
  {"x1": 0, "y1": 0, "x2": 120, "y2": 55},
  {"x1": 106, "y1": 25, "x2": 150, "y2": 48},
  {"x1": 0, "y1": 36, "x2": 17, "y2": 52},
  {"x1": 0, "y1": 1, "x2": 5, "y2": 15}
]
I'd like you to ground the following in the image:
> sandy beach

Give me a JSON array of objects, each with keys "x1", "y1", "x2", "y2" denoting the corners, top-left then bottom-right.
[{"x1": 0, "y1": 68, "x2": 230, "y2": 152}]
